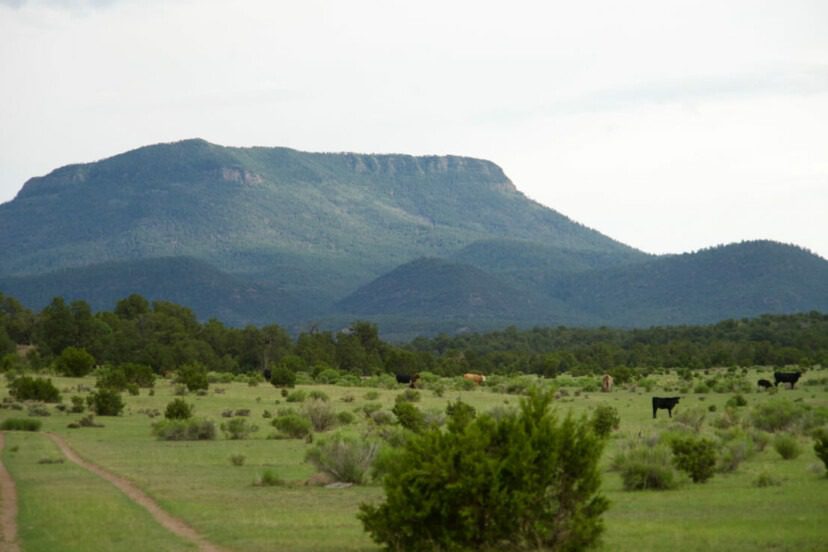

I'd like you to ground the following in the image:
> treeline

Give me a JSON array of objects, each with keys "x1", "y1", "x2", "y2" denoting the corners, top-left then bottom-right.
[
  {"x1": 409, "y1": 312, "x2": 828, "y2": 375},
  {"x1": 1, "y1": 291, "x2": 826, "y2": 377}
]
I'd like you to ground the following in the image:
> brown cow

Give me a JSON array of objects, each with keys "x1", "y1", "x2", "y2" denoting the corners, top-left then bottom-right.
[
  {"x1": 601, "y1": 374, "x2": 614, "y2": 392},
  {"x1": 463, "y1": 373, "x2": 486, "y2": 385}
]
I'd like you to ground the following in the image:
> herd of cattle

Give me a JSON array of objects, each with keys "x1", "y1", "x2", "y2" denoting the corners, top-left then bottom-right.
[{"x1": 266, "y1": 368, "x2": 803, "y2": 420}]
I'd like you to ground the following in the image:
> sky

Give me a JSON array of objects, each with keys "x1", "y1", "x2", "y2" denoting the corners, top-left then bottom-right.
[{"x1": 1, "y1": 0, "x2": 827, "y2": 259}]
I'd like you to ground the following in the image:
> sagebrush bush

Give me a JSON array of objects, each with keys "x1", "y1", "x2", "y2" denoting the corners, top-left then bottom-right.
[
  {"x1": 272, "y1": 414, "x2": 311, "y2": 438},
  {"x1": 164, "y1": 398, "x2": 193, "y2": 420},
  {"x1": 395, "y1": 389, "x2": 421, "y2": 403},
  {"x1": 358, "y1": 390, "x2": 608, "y2": 551},
  {"x1": 671, "y1": 436, "x2": 717, "y2": 483},
  {"x1": 726, "y1": 394, "x2": 748, "y2": 408},
  {"x1": 337, "y1": 411, "x2": 355, "y2": 425},
  {"x1": 0, "y1": 418, "x2": 42, "y2": 431},
  {"x1": 370, "y1": 410, "x2": 393, "y2": 425},
  {"x1": 813, "y1": 429, "x2": 828, "y2": 474},
  {"x1": 363, "y1": 391, "x2": 379, "y2": 401},
  {"x1": 88, "y1": 389, "x2": 124, "y2": 416},
  {"x1": 151, "y1": 418, "x2": 217, "y2": 440},
  {"x1": 673, "y1": 407, "x2": 706, "y2": 432},
  {"x1": 254, "y1": 469, "x2": 284, "y2": 486},
  {"x1": 9, "y1": 376, "x2": 61, "y2": 403},
  {"x1": 773, "y1": 434, "x2": 802, "y2": 460},
  {"x1": 717, "y1": 437, "x2": 754, "y2": 472},
  {"x1": 308, "y1": 390, "x2": 329, "y2": 402},
  {"x1": 591, "y1": 405, "x2": 620, "y2": 438},
  {"x1": 751, "y1": 398, "x2": 808, "y2": 432},
  {"x1": 754, "y1": 471, "x2": 782, "y2": 487},
  {"x1": 230, "y1": 454, "x2": 246, "y2": 466},
  {"x1": 362, "y1": 402, "x2": 382, "y2": 417},
  {"x1": 306, "y1": 434, "x2": 379, "y2": 484},
  {"x1": 286, "y1": 390, "x2": 307, "y2": 403},
  {"x1": 616, "y1": 443, "x2": 678, "y2": 491},
  {"x1": 304, "y1": 400, "x2": 337, "y2": 432},
  {"x1": 221, "y1": 418, "x2": 258, "y2": 440}
]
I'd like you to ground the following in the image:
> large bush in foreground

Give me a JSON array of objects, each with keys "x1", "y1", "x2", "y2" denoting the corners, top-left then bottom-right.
[
  {"x1": 358, "y1": 391, "x2": 608, "y2": 551},
  {"x1": 9, "y1": 376, "x2": 61, "y2": 403}
]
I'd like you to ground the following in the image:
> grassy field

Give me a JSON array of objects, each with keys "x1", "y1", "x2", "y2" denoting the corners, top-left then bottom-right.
[{"x1": 1, "y1": 368, "x2": 827, "y2": 551}]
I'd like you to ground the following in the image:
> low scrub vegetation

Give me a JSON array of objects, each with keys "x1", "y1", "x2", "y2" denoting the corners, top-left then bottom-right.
[
  {"x1": 306, "y1": 434, "x2": 379, "y2": 485},
  {"x1": 0, "y1": 418, "x2": 42, "y2": 431},
  {"x1": 151, "y1": 418, "x2": 217, "y2": 441}
]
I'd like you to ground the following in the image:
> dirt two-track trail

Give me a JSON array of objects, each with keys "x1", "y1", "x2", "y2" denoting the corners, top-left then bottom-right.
[
  {"x1": 47, "y1": 433, "x2": 227, "y2": 552},
  {"x1": 0, "y1": 432, "x2": 20, "y2": 552}
]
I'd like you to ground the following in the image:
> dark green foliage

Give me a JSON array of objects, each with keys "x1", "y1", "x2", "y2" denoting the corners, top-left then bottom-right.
[
  {"x1": 445, "y1": 399, "x2": 476, "y2": 432},
  {"x1": 304, "y1": 400, "x2": 337, "y2": 432},
  {"x1": 725, "y1": 394, "x2": 748, "y2": 408},
  {"x1": 305, "y1": 435, "x2": 379, "y2": 484},
  {"x1": 120, "y1": 363, "x2": 155, "y2": 388},
  {"x1": 591, "y1": 405, "x2": 621, "y2": 438},
  {"x1": 96, "y1": 366, "x2": 128, "y2": 391},
  {"x1": 394, "y1": 388, "x2": 420, "y2": 403},
  {"x1": 69, "y1": 395, "x2": 85, "y2": 413},
  {"x1": 0, "y1": 418, "x2": 42, "y2": 431},
  {"x1": 253, "y1": 469, "x2": 284, "y2": 487},
  {"x1": 151, "y1": 418, "x2": 217, "y2": 441},
  {"x1": 269, "y1": 366, "x2": 296, "y2": 388},
  {"x1": 670, "y1": 436, "x2": 717, "y2": 483},
  {"x1": 55, "y1": 346, "x2": 95, "y2": 377},
  {"x1": 358, "y1": 390, "x2": 608, "y2": 551},
  {"x1": 272, "y1": 414, "x2": 311, "y2": 438},
  {"x1": 9, "y1": 376, "x2": 61, "y2": 403},
  {"x1": 164, "y1": 398, "x2": 193, "y2": 420},
  {"x1": 286, "y1": 390, "x2": 307, "y2": 403},
  {"x1": 88, "y1": 389, "x2": 124, "y2": 416},
  {"x1": 391, "y1": 401, "x2": 426, "y2": 433},
  {"x1": 175, "y1": 362, "x2": 209, "y2": 392}
]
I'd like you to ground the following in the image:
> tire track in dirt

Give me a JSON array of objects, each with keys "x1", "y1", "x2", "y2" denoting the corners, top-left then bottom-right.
[
  {"x1": 47, "y1": 433, "x2": 227, "y2": 552},
  {"x1": 0, "y1": 432, "x2": 20, "y2": 552}
]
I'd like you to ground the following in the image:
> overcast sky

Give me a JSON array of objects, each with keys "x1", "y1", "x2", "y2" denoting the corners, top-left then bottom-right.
[{"x1": 2, "y1": 0, "x2": 827, "y2": 259}]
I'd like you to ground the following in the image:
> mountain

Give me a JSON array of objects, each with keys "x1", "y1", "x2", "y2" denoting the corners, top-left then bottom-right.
[
  {"x1": 0, "y1": 257, "x2": 319, "y2": 327},
  {"x1": 1, "y1": 139, "x2": 825, "y2": 334},
  {"x1": 545, "y1": 241, "x2": 828, "y2": 326}
]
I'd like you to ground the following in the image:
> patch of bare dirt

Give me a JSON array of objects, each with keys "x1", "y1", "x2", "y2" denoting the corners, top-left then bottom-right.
[
  {"x1": 47, "y1": 433, "x2": 226, "y2": 552},
  {"x1": 0, "y1": 432, "x2": 20, "y2": 552}
]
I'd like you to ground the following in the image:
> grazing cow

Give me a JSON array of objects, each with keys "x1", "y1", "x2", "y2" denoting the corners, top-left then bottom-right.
[
  {"x1": 463, "y1": 373, "x2": 486, "y2": 385},
  {"x1": 757, "y1": 378, "x2": 773, "y2": 390},
  {"x1": 395, "y1": 373, "x2": 420, "y2": 389},
  {"x1": 774, "y1": 371, "x2": 801, "y2": 389},
  {"x1": 601, "y1": 374, "x2": 614, "y2": 392},
  {"x1": 652, "y1": 396, "x2": 681, "y2": 419},
  {"x1": 262, "y1": 368, "x2": 272, "y2": 382}
]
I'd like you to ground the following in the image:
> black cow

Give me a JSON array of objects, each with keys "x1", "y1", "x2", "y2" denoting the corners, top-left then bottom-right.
[
  {"x1": 652, "y1": 396, "x2": 681, "y2": 419},
  {"x1": 757, "y1": 378, "x2": 773, "y2": 389},
  {"x1": 395, "y1": 373, "x2": 420, "y2": 389},
  {"x1": 774, "y1": 371, "x2": 801, "y2": 389}
]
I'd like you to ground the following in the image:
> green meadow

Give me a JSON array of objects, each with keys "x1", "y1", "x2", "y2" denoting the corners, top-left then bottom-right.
[{"x1": 1, "y1": 368, "x2": 827, "y2": 552}]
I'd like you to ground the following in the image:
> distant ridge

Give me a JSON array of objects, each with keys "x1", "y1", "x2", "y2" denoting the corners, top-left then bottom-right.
[{"x1": 1, "y1": 139, "x2": 825, "y2": 334}]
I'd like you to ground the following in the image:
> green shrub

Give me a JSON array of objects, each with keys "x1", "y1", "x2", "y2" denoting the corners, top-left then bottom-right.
[
  {"x1": 750, "y1": 429, "x2": 772, "y2": 452},
  {"x1": 673, "y1": 407, "x2": 706, "y2": 432},
  {"x1": 0, "y1": 418, "x2": 42, "y2": 431},
  {"x1": 618, "y1": 444, "x2": 678, "y2": 491},
  {"x1": 671, "y1": 436, "x2": 717, "y2": 483},
  {"x1": 9, "y1": 376, "x2": 61, "y2": 403},
  {"x1": 95, "y1": 366, "x2": 129, "y2": 391},
  {"x1": 395, "y1": 389, "x2": 421, "y2": 403},
  {"x1": 230, "y1": 454, "x2": 246, "y2": 466},
  {"x1": 717, "y1": 437, "x2": 755, "y2": 472},
  {"x1": 445, "y1": 400, "x2": 477, "y2": 432},
  {"x1": 121, "y1": 363, "x2": 156, "y2": 388},
  {"x1": 304, "y1": 400, "x2": 337, "y2": 432},
  {"x1": 358, "y1": 390, "x2": 608, "y2": 551},
  {"x1": 221, "y1": 418, "x2": 259, "y2": 440},
  {"x1": 253, "y1": 469, "x2": 284, "y2": 486},
  {"x1": 55, "y1": 347, "x2": 95, "y2": 377},
  {"x1": 272, "y1": 414, "x2": 311, "y2": 438},
  {"x1": 772, "y1": 434, "x2": 802, "y2": 460},
  {"x1": 286, "y1": 390, "x2": 307, "y2": 403},
  {"x1": 370, "y1": 410, "x2": 393, "y2": 425},
  {"x1": 591, "y1": 405, "x2": 620, "y2": 438},
  {"x1": 813, "y1": 429, "x2": 828, "y2": 474},
  {"x1": 69, "y1": 395, "x2": 85, "y2": 413},
  {"x1": 725, "y1": 394, "x2": 747, "y2": 408},
  {"x1": 364, "y1": 391, "x2": 380, "y2": 401},
  {"x1": 88, "y1": 389, "x2": 124, "y2": 416},
  {"x1": 711, "y1": 407, "x2": 740, "y2": 430},
  {"x1": 308, "y1": 390, "x2": 329, "y2": 402},
  {"x1": 270, "y1": 366, "x2": 296, "y2": 388},
  {"x1": 315, "y1": 368, "x2": 341, "y2": 384},
  {"x1": 151, "y1": 418, "x2": 217, "y2": 440},
  {"x1": 306, "y1": 435, "x2": 380, "y2": 484},
  {"x1": 175, "y1": 362, "x2": 209, "y2": 392},
  {"x1": 391, "y1": 401, "x2": 426, "y2": 433},
  {"x1": 751, "y1": 398, "x2": 808, "y2": 432},
  {"x1": 164, "y1": 398, "x2": 193, "y2": 420},
  {"x1": 362, "y1": 402, "x2": 382, "y2": 417},
  {"x1": 337, "y1": 411, "x2": 355, "y2": 425},
  {"x1": 753, "y1": 471, "x2": 782, "y2": 487}
]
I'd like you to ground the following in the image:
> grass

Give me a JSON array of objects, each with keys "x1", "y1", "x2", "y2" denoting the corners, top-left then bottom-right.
[{"x1": 1, "y1": 368, "x2": 827, "y2": 551}]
